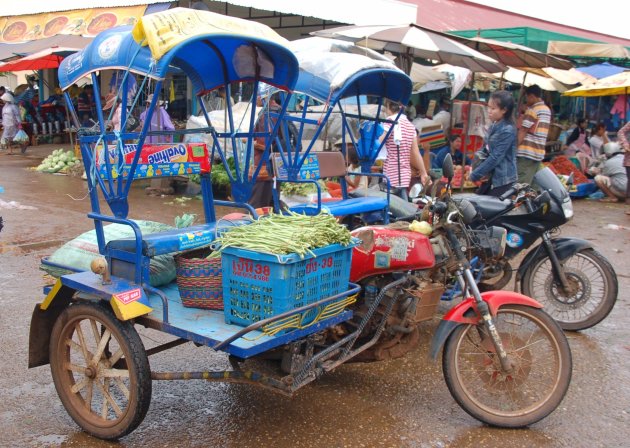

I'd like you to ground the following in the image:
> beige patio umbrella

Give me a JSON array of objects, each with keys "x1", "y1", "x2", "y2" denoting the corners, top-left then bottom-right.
[
  {"x1": 543, "y1": 67, "x2": 597, "y2": 86},
  {"x1": 311, "y1": 24, "x2": 506, "y2": 74}
]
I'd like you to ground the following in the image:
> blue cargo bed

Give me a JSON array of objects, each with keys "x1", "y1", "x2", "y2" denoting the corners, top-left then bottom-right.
[{"x1": 137, "y1": 282, "x2": 353, "y2": 359}]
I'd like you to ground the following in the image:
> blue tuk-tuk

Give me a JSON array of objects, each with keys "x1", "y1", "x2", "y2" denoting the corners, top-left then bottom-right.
[{"x1": 28, "y1": 9, "x2": 370, "y2": 439}]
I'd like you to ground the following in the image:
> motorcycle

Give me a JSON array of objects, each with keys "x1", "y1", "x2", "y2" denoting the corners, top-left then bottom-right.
[
  {"x1": 343, "y1": 155, "x2": 572, "y2": 428},
  {"x1": 454, "y1": 168, "x2": 618, "y2": 331}
]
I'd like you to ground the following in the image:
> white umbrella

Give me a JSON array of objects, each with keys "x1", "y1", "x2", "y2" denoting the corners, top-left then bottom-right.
[
  {"x1": 415, "y1": 80, "x2": 450, "y2": 94},
  {"x1": 485, "y1": 67, "x2": 568, "y2": 92},
  {"x1": 410, "y1": 62, "x2": 448, "y2": 90},
  {"x1": 312, "y1": 24, "x2": 506, "y2": 74},
  {"x1": 433, "y1": 63, "x2": 472, "y2": 98}
]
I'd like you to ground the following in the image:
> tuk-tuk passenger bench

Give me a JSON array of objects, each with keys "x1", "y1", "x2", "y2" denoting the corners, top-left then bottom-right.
[{"x1": 275, "y1": 151, "x2": 391, "y2": 222}]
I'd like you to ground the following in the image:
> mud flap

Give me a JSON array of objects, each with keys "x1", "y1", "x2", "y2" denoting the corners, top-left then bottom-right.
[
  {"x1": 29, "y1": 304, "x2": 60, "y2": 368},
  {"x1": 30, "y1": 280, "x2": 77, "y2": 368}
]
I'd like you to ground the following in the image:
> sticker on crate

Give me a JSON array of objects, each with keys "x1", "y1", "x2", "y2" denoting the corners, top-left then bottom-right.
[{"x1": 178, "y1": 230, "x2": 215, "y2": 250}]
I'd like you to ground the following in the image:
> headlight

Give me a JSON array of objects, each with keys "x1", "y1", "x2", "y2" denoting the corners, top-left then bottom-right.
[
  {"x1": 489, "y1": 226, "x2": 507, "y2": 258},
  {"x1": 562, "y1": 197, "x2": 574, "y2": 220},
  {"x1": 470, "y1": 227, "x2": 507, "y2": 259}
]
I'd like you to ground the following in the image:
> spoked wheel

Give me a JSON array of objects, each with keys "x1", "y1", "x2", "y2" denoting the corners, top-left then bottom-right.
[
  {"x1": 49, "y1": 302, "x2": 152, "y2": 440},
  {"x1": 521, "y1": 249, "x2": 618, "y2": 330},
  {"x1": 443, "y1": 305, "x2": 572, "y2": 428}
]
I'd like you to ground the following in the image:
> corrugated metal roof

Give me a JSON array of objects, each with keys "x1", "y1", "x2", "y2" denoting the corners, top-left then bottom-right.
[{"x1": 411, "y1": 0, "x2": 630, "y2": 47}]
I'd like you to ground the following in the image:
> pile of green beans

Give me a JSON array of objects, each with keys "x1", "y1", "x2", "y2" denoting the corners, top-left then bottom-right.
[{"x1": 211, "y1": 211, "x2": 352, "y2": 258}]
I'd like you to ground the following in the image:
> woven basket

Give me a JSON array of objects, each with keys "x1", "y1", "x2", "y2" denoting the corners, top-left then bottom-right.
[{"x1": 175, "y1": 249, "x2": 223, "y2": 310}]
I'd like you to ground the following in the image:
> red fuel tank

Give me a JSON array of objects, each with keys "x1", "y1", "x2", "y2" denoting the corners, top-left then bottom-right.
[{"x1": 350, "y1": 226, "x2": 436, "y2": 282}]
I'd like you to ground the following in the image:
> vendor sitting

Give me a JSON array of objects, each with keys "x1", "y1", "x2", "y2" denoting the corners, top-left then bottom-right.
[
  {"x1": 593, "y1": 142, "x2": 627, "y2": 203},
  {"x1": 430, "y1": 134, "x2": 469, "y2": 170}
]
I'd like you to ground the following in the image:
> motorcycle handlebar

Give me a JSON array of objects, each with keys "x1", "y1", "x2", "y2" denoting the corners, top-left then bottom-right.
[
  {"x1": 498, "y1": 186, "x2": 518, "y2": 201},
  {"x1": 429, "y1": 201, "x2": 448, "y2": 214}
]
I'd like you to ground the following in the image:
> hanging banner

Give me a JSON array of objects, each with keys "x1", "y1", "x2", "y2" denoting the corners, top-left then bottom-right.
[
  {"x1": 0, "y1": 6, "x2": 147, "y2": 43},
  {"x1": 131, "y1": 7, "x2": 288, "y2": 60}
]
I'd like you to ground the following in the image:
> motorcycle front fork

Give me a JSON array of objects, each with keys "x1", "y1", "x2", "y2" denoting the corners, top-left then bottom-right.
[
  {"x1": 541, "y1": 232, "x2": 571, "y2": 291},
  {"x1": 455, "y1": 268, "x2": 514, "y2": 373},
  {"x1": 446, "y1": 228, "x2": 513, "y2": 372}
]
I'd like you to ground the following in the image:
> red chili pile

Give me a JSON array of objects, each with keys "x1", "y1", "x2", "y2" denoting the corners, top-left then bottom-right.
[{"x1": 547, "y1": 156, "x2": 589, "y2": 185}]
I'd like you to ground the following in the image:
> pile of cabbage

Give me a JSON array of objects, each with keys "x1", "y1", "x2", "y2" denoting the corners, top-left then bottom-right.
[{"x1": 36, "y1": 149, "x2": 81, "y2": 173}]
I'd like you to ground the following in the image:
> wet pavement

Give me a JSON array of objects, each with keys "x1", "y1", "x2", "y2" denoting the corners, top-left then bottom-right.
[{"x1": 1, "y1": 147, "x2": 629, "y2": 447}]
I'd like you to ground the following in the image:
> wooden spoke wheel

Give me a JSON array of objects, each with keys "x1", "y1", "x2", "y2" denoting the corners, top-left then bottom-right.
[{"x1": 49, "y1": 302, "x2": 151, "y2": 440}]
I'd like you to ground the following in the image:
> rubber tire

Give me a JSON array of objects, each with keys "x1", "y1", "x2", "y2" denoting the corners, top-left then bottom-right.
[
  {"x1": 521, "y1": 248, "x2": 618, "y2": 331},
  {"x1": 49, "y1": 302, "x2": 152, "y2": 440},
  {"x1": 442, "y1": 305, "x2": 572, "y2": 428}
]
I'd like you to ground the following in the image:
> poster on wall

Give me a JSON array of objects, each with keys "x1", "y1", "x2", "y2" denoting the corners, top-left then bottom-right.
[{"x1": 0, "y1": 6, "x2": 147, "y2": 43}]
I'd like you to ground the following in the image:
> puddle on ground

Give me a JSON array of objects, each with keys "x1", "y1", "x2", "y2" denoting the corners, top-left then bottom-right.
[{"x1": 0, "y1": 239, "x2": 65, "y2": 254}]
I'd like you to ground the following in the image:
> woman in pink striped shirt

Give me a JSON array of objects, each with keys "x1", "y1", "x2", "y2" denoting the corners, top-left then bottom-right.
[{"x1": 382, "y1": 101, "x2": 430, "y2": 200}]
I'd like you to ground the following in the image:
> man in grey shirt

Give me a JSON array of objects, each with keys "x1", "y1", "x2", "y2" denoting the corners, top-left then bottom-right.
[{"x1": 594, "y1": 142, "x2": 627, "y2": 202}]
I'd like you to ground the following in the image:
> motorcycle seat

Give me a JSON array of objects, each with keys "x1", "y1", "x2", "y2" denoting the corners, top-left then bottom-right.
[{"x1": 454, "y1": 193, "x2": 511, "y2": 220}]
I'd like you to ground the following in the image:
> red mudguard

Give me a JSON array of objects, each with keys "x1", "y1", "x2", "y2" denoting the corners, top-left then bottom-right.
[
  {"x1": 443, "y1": 291, "x2": 543, "y2": 324},
  {"x1": 429, "y1": 291, "x2": 543, "y2": 359}
]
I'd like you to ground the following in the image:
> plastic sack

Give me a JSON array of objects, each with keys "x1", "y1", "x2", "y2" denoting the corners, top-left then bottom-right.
[
  {"x1": 13, "y1": 129, "x2": 29, "y2": 143},
  {"x1": 43, "y1": 220, "x2": 176, "y2": 286}
]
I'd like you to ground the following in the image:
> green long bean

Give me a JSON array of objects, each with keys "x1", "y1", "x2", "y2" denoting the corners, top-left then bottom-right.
[{"x1": 209, "y1": 211, "x2": 351, "y2": 258}]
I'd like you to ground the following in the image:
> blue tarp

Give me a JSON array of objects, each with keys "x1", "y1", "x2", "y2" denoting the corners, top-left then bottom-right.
[
  {"x1": 295, "y1": 68, "x2": 412, "y2": 104},
  {"x1": 295, "y1": 68, "x2": 412, "y2": 105},
  {"x1": 58, "y1": 26, "x2": 299, "y2": 95},
  {"x1": 576, "y1": 62, "x2": 627, "y2": 80}
]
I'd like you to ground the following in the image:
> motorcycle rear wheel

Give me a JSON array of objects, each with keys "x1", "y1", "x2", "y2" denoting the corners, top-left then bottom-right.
[
  {"x1": 442, "y1": 305, "x2": 572, "y2": 428},
  {"x1": 521, "y1": 248, "x2": 618, "y2": 331}
]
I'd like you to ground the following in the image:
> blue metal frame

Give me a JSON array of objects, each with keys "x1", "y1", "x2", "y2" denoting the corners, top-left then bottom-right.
[
  {"x1": 276, "y1": 67, "x2": 412, "y2": 180},
  {"x1": 53, "y1": 23, "x2": 326, "y2": 341}
]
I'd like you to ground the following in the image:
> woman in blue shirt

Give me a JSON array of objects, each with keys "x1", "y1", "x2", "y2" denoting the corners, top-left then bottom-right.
[{"x1": 469, "y1": 90, "x2": 517, "y2": 197}]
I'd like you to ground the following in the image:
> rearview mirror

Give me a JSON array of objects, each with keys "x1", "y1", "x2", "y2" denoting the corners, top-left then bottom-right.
[
  {"x1": 442, "y1": 153, "x2": 454, "y2": 181},
  {"x1": 409, "y1": 183, "x2": 423, "y2": 199}
]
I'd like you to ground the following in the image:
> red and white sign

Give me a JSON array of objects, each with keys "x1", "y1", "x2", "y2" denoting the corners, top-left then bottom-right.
[{"x1": 113, "y1": 288, "x2": 142, "y2": 305}]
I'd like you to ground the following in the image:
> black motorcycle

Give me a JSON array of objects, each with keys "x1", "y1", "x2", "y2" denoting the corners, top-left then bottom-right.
[{"x1": 456, "y1": 167, "x2": 618, "y2": 331}]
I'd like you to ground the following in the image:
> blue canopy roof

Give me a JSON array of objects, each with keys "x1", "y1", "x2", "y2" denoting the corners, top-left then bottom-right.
[
  {"x1": 58, "y1": 26, "x2": 299, "y2": 94},
  {"x1": 295, "y1": 67, "x2": 412, "y2": 105}
]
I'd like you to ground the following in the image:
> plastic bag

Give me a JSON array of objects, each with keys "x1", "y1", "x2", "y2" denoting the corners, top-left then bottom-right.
[
  {"x1": 13, "y1": 129, "x2": 29, "y2": 143},
  {"x1": 14, "y1": 129, "x2": 29, "y2": 143},
  {"x1": 43, "y1": 220, "x2": 177, "y2": 286}
]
